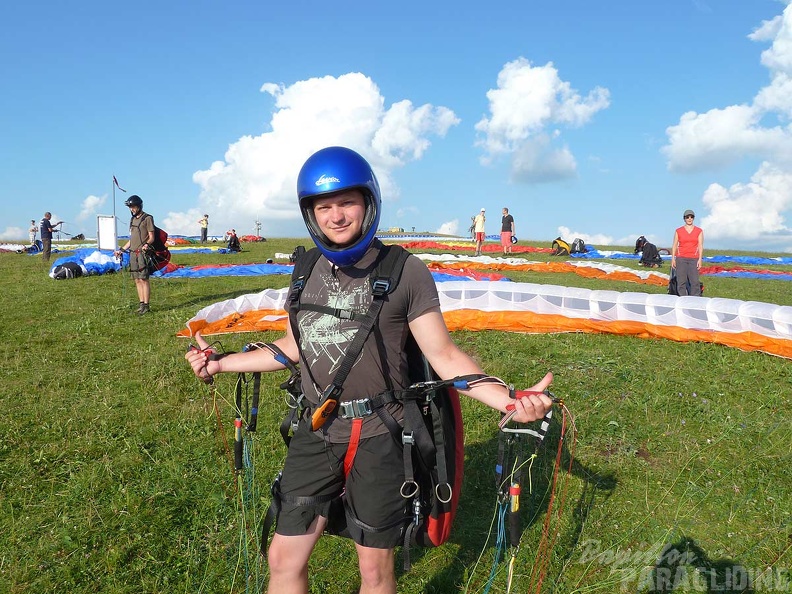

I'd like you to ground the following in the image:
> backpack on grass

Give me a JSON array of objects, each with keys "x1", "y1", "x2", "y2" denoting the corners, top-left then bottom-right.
[
  {"x1": 260, "y1": 243, "x2": 463, "y2": 569},
  {"x1": 51, "y1": 261, "x2": 84, "y2": 280},
  {"x1": 668, "y1": 268, "x2": 704, "y2": 296},
  {"x1": 570, "y1": 238, "x2": 586, "y2": 254}
]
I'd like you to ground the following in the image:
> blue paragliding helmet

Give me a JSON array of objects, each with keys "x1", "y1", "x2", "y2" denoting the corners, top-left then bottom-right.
[{"x1": 297, "y1": 146, "x2": 381, "y2": 267}]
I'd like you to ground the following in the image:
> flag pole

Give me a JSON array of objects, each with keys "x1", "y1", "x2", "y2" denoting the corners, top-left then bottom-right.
[
  {"x1": 112, "y1": 175, "x2": 126, "y2": 249},
  {"x1": 112, "y1": 176, "x2": 117, "y2": 246}
]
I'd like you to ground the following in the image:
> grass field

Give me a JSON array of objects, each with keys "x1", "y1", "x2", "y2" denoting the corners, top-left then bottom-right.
[{"x1": 1, "y1": 238, "x2": 790, "y2": 594}]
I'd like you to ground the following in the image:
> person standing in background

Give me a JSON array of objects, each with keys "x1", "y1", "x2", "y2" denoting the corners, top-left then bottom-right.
[
  {"x1": 500, "y1": 208, "x2": 515, "y2": 255},
  {"x1": 29, "y1": 220, "x2": 38, "y2": 245},
  {"x1": 473, "y1": 208, "x2": 486, "y2": 256},
  {"x1": 40, "y1": 212, "x2": 62, "y2": 262},
  {"x1": 671, "y1": 209, "x2": 704, "y2": 296},
  {"x1": 198, "y1": 214, "x2": 209, "y2": 242}
]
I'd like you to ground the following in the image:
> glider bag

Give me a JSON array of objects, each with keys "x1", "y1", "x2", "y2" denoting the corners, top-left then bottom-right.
[
  {"x1": 51, "y1": 261, "x2": 84, "y2": 280},
  {"x1": 551, "y1": 237, "x2": 570, "y2": 256},
  {"x1": 570, "y1": 238, "x2": 586, "y2": 254},
  {"x1": 668, "y1": 268, "x2": 704, "y2": 296}
]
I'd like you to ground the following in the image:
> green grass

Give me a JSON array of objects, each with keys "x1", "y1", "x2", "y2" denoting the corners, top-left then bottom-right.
[{"x1": 1, "y1": 239, "x2": 790, "y2": 594}]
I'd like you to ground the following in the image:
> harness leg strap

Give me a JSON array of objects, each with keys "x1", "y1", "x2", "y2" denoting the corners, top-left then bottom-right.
[{"x1": 343, "y1": 418, "x2": 363, "y2": 477}]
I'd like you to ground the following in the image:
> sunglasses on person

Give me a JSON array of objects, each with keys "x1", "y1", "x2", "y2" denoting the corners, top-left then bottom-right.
[{"x1": 684, "y1": 215, "x2": 694, "y2": 219}]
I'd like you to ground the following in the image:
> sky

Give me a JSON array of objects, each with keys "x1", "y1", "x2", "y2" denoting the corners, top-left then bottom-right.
[{"x1": 2, "y1": 0, "x2": 792, "y2": 252}]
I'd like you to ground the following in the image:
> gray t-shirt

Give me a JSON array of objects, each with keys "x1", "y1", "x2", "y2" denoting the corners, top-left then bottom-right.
[{"x1": 296, "y1": 245, "x2": 440, "y2": 442}]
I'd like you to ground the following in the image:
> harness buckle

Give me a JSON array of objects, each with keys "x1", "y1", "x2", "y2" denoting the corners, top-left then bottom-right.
[
  {"x1": 339, "y1": 398, "x2": 373, "y2": 419},
  {"x1": 288, "y1": 277, "x2": 306, "y2": 303},
  {"x1": 371, "y1": 278, "x2": 390, "y2": 296}
]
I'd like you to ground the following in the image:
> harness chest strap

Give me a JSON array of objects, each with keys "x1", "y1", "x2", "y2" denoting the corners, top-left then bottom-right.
[{"x1": 287, "y1": 243, "x2": 411, "y2": 430}]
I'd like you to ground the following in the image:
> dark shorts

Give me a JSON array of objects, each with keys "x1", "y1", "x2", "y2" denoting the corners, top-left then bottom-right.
[
  {"x1": 129, "y1": 251, "x2": 151, "y2": 280},
  {"x1": 276, "y1": 420, "x2": 409, "y2": 549}
]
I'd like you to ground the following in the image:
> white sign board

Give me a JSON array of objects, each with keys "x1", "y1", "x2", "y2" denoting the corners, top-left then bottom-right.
[{"x1": 97, "y1": 215, "x2": 117, "y2": 251}]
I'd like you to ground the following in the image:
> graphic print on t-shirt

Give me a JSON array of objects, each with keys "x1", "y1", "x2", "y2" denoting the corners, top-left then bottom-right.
[{"x1": 298, "y1": 267, "x2": 371, "y2": 376}]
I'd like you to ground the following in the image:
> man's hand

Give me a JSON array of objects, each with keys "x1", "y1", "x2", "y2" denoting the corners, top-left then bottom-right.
[
  {"x1": 506, "y1": 372, "x2": 554, "y2": 423},
  {"x1": 185, "y1": 331, "x2": 220, "y2": 384}
]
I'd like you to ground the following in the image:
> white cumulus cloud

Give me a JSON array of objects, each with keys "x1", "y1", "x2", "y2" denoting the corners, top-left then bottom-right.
[
  {"x1": 701, "y1": 162, "x2": 792, "y2": 242},
  {"x1": 663, "y1": 105, "x2": 790, "y2": 172},
  {"x1": 0, "y1": 227, "x2": 26, "y2": 242},
  {"x1": 511, "y1": 135, "x2": 578, "y2": 183},
  {"x1": 437, "y1": 220, "x2": 460, "y2": 236},
  {"x1": 165, "y1": 73, "x2": 459, "y2": 237},
  {"x1": 556, "y1": 225, "x2": 614, "y2": 247},
  {"x1": 475, "y1": 58, "x2": 610, "y2": 182},
  {"x1": 662, "y1": 2, "x2": 792, "y2": 248},
  {"x1": 77, "y1": 194, "x2": 106, "y2": 221}
]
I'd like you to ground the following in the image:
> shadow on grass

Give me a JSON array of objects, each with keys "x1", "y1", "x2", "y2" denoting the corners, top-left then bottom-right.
[
  {"x1": 402, "y1": 413, "x2": 617, "y2": 593},
  {"x1": 645, "y1": 537, "x2": 756, "y2": 594}
]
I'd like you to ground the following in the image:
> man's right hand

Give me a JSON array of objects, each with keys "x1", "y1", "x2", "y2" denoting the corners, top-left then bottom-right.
[{"x1": 185, "y1": 331, "x2": 219, "y2": 383}]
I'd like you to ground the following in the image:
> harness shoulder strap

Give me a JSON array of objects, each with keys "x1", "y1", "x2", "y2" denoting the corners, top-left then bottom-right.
[
  {"x1": 287, "y1": 246, "x2": 323, "y2": 342},
  {"x1": 323, "y1": 243, "x2": 411, "y2": 391},
  {"x1": 288, "y1": 243, "x2": 414, "y2": 429}
]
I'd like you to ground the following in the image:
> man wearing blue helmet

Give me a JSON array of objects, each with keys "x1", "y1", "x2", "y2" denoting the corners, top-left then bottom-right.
[{"x1": 186, "y1": 146, "x2": 553, "y2": 594}]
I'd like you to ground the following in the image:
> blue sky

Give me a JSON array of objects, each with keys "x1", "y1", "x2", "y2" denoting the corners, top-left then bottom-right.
[{"x1": 2, "y1": 0, "x2": 791, "y2": 251}]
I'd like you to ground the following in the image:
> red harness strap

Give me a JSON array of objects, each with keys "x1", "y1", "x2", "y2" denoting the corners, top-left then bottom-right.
[{"x1": 343, "y1": 418, "x2": 363, "y2": 477}]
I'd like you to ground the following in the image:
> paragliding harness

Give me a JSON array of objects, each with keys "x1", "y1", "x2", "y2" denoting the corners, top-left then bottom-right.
[
  {"x1": 551, "y1": 237, "x2": 570, "y2": 256},
  {"x1": 570, "y1": 238, "x2": 586, "y2": 254},
  {"x1": 51, "y1": 261, "x2": 84, "y2": 280},
  {"x1": 148, "y1": 224, "x2": 171, "y2": 272},
  {"x1": 638, "y1": 241, "x2": 663, "y2": 267},
  {"x1": 25, "y1": 239, "x2": 44, "y2": 254},
  {"x1": 288, "y1": 245, "x2": 305, "y2": 263},
  {"x1": 130, "y1": 214, "x2": 171, "y2": 273},
  {"x1": 259, "y1": 243, "x2": 464, "y2": 570}
]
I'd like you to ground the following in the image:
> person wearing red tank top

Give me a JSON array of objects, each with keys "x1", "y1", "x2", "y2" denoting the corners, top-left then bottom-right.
[{"x1": 671, "y1": 209, "x2": 704, "y2": 296}]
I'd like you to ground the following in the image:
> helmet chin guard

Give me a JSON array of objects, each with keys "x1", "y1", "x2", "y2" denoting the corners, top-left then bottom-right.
[{"x1": 297, "y1": 147, "x2": 381, "y2": 267}]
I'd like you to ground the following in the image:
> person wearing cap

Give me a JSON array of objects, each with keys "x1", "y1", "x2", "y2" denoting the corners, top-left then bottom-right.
[
  {"x1": 198, "y1": 214, "x2": 209, "y2": 243},
  {"x1": 114, "y1": 195, "x2": 155, "y2": 314},
  {"x1": 473, "y1": 207, "x2": 486, "y2": 256},
  {"x1": 29, "y1": 219, "x2": 38, "y2": 245},
  {"x1": 500, "y1": 207, "x2": 515, "y2": 255},
  {"x1": 185, "y1": 147, "x2": 553, "y2": 594},
  {"x1": 671, "y1": 209, "x2": 704, "y2": 296}
]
